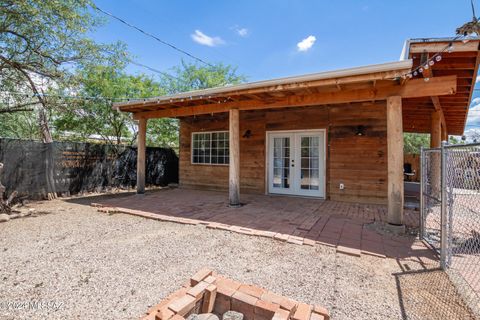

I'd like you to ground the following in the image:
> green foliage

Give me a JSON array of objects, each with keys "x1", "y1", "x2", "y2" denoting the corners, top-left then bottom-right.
[
  {"x1": 0, "y1": 111, "x2": 39, "y2": 140},
  {"x1": 404, "y1": 133, "x2": 430, "y2": 154},
  {"x1": 448, "y1": 135, "x2": 466, "y2": 145},
  {"x1": 0, "y1": 0, "x2": 119, "y2": 141},
  {"x1": 403, "y1": 133, "x2": 467, "y2": 154},
  {"x1": 51, "y1": 61, "x2": 245, "y2": 148},
  {"x1": 53, "y1": 62, "x2": 165, "y2": 145},
  {"x1": 160, "y1": 60, "x2": 246, "y2": 94},
  {"x1": 0, "y1": 1, "x2": 245, "y2": 147}
]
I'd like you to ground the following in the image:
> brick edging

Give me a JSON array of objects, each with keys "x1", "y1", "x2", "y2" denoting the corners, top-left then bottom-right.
[{"x1": 91, "y1": 203, "x2": 384, "y2": 259}]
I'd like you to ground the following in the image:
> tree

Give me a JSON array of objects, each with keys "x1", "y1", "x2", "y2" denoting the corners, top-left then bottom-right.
[
  {"x1": 52, "y1": 61, "x2": 246, "y2": 148},
  {"x1": 0, "y1": 0, "x2": 116, "y2": 143},
  {"x1": 404, "y1": 133, "x2": 430, "y2": 154},
  {"x1": 145, "y1": 61, "x2": 246, "y2": 148},
  {"x1": 0, "y1": 0, "x2": 121, "y2": 198},
  {"x1": 160, "y1": 60, "x2": 246, "y2": 94},
  {"x1": 53, "y1": 62, "x2": 164, "y2": 146}
]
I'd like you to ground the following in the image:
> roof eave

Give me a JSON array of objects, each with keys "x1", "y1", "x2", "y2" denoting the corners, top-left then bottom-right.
[{"x1": 114, "y1": 59, "x2": 413, "y2": 109}]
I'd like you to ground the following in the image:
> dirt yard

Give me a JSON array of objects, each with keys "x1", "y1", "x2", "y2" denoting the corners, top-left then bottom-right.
[{"x1": 0, "y1": 195, "x2": 475, "y2": 320}]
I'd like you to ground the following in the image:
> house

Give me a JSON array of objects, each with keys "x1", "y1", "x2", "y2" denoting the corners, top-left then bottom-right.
[{"x1": 114, "y1": 37, "x2": 479, "y2": 227}]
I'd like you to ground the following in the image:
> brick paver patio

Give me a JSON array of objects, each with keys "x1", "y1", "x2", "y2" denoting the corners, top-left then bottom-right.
[{"x1": 94, "y1": 188, "x2": 436, "y2": 261}]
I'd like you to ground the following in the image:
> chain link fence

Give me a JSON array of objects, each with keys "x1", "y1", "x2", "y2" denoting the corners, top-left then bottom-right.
[{"x1": 421, "y1": 142, "x2": 480, "y2": 317}]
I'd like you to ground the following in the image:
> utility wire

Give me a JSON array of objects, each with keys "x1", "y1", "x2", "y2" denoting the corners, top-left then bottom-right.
[
  {"x1": 92, "y1": 3, "x2": 215, "y2": 68},
  {"x1": 100, "y1": 48, "x2": 187, "y2": 84}
]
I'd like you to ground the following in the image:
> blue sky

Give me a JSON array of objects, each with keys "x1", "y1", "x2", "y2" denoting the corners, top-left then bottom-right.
[{"x1": 91, "y1": 0, "x2": 480, "y2": 134}]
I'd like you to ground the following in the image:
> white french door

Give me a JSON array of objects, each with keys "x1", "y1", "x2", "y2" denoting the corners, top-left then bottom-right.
[{"x1": 267, "y1": 130, "x2": 325, "y2": 198}]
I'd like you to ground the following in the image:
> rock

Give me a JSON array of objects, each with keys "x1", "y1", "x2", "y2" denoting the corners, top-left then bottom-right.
[
  {"x1": 188, "y1": 313, "x2": 220, "y2": 320},
  {"x1": 198, "y1": 313, "x2": 220, "y2": 320},
  {"x1": 0, "y1": 214, "x2": 10, "y2": 222},
  {"x1": 223, "y1": 311, "x2": 243, "y2": 320}
]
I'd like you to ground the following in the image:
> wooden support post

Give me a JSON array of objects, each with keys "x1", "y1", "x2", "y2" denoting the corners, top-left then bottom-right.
[
  {"x1": 229, "y1": 108, "x2": 240, "y2": 207},
  {"x1": 387, "y1": 96, "x2": 404, "y2": 226},
  {"x1": 137, "y1": 118, "x2": 147, "y2": 194},
  {"x1": 430, "y1": 110, "x2": 442, "y2": 198},
  {"x1": 441, "y1": 123, "x2": 448, "y2": 142},
  {"x1": 430, "y1": 110, "x2": 442, "y2": 148}
]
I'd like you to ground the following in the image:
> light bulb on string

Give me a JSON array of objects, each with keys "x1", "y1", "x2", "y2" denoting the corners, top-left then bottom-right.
[
  {"x1": 413, "y1": 71, "x2": 418, "y2": 76},
  {"x1": 419, "y1": 67, "x2": 424, "y2": 73},
  {"x1": 435, "y1": 55, "x2": 442, "y2": 62},
  {"x1": 424, "y1": 64, "x2": 429, "y2": 70},
  {"x1": 447, "y1": 43, "x2": 453, "y2": 53},
  {"x1": 424, "y1": 78, "x2": 430, "y2": 82},
  {"x1": 429, "y1": 60, "x2": 434, "y2": 66}
]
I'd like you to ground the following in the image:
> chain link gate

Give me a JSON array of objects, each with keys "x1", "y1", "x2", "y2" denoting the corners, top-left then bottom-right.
[{"x1": 421, "y1": 142, "x2": 480, "y2": 316}]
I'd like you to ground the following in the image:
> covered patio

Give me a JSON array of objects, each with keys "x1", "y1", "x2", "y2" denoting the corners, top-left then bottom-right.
[
  {"x1": 113, "y1": 37, "x2": 479, "y2": 233},
  {"x1": 95, "y1": 188, "x2": 433, "y2": 260}
]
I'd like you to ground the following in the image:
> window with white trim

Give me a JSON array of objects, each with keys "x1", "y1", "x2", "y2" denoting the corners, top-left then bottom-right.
[{"x1": 192, "y1": 131, "x2": 229, "y2": 164}]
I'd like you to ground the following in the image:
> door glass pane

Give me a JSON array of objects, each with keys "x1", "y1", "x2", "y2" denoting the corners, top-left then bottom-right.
[
  {"x1": 273, "y1": 137, "x2": 290, "y2": 188},
  {"x1": 300, "y1": 136, "x2": 320, "y2": 190}
]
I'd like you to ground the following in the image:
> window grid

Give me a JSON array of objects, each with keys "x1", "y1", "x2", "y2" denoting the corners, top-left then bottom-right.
[
  {"x1": 192, "y1": 131, "x2": 229, "y2": 165},
  {"x1": 300, "y1": 136, "x2": 320, "y2": 190},
  {"x1": 273, "y1": 137, "x2": 290, "y2": 188}
]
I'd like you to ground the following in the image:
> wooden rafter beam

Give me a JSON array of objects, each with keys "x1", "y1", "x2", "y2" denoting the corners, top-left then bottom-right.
[{"x1": 132, "y1": 75, "x2": 457, "y2": 119}]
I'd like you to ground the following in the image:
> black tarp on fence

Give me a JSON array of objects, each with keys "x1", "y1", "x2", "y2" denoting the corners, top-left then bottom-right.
[{"x1": 0, "y1": 138, "x2": 178, "y2": 199}]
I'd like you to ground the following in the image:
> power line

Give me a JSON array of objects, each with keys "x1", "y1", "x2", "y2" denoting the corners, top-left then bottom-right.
[
  {"x1": 92, "y1": 3, "x2": 215, "y2": 68},
  {"x1": 100, "y1": 48, "x2": 186, "y2": 83}
]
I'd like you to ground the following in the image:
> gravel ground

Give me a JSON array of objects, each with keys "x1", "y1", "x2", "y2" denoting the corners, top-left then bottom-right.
[{"x1": 0, "y1": 196, "x2": 473, "y2": 320}]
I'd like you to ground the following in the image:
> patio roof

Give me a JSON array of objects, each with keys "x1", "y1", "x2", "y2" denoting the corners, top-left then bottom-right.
[
  {"x1": 401, "y1": 37, "x2": 480, "y2": 135},
  {"x1": 114, "y1": 37, "x2": 480, "y2": 136}
]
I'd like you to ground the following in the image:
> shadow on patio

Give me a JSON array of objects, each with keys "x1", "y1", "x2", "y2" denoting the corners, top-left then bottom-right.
[{"x1": 68, "y1": 188, "x2": 435, "y2": 260}]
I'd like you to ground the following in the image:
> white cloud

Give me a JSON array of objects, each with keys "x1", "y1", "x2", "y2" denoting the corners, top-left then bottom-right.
[
  {"x1": 471, "y1": 97, "x2": 480, "y2": 106},
  {"x1": 467, "y1": 103, "x2": 480, "y2": 128},
  {"x1": 237, "y1": 27, "x2": 248, "y2": 37},
  {"x1": 297, "y1": 35, "x2": 316, "y2": 52},
  {"x1": 476, "y1": 75, "x2": 480, "y2": 83},
  {"x1": 191, "y1": 30, "x2": 225, "y2": 47},
  {"x1": 230, "y1": 25, "x2": 249, "y2": 37}
]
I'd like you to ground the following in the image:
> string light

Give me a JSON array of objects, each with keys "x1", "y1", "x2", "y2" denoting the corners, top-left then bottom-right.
[
  {"x1": 402, "y1": 35, "x2": 464, "y2": 79},
  {"x1": 447, "y1": 42, "x2": 454, "y2": 53}
]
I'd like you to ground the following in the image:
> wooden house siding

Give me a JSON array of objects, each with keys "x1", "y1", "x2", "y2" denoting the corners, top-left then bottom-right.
[{"x1": 179, "y1": 102, "x2": 388, "y2": 204}]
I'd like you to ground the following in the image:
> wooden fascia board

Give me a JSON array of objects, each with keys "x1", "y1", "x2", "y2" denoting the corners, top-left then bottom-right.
[
  {"x1": 118, "y1": 69, "x2": 409, "y2": 113},
  {"x1": 409, "y1": 41, "x2": 479, "y2": 54},
  {"x1": 132, "y1": 75, "x2": 457, "y2": 119}
]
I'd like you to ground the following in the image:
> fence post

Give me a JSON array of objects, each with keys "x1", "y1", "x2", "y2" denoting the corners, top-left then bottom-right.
[
  {"x1": 419, "y1": 146, "x2": 424, "y2": 240},
  {"x1": 440, "y1": 141, "x2": 448, "y2": 270}
]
